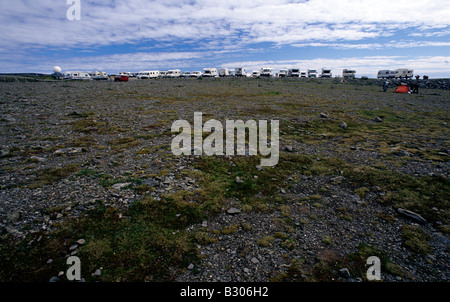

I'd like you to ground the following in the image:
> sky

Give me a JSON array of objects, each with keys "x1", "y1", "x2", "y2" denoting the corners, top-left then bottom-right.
[{"x1": 1, "y1": 0, "x2": 450, "y2": 78}]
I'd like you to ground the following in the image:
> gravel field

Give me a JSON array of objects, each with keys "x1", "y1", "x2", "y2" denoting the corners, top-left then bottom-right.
[{"x1": 0, "y1": 77, "x2": 448, "y2": 282}]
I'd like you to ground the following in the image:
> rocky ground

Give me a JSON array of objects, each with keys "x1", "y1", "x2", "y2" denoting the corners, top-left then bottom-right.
[{"x1": 0, "y1": 77, "x2": 448, "y2": 282}]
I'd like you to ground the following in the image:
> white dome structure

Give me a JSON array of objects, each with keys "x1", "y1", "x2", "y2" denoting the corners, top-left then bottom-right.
[{"x1": 53, "y1": 66, "x2": 62, "y2": 73}]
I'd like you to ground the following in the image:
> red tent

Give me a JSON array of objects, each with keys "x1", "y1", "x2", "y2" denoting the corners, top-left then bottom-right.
[{"x1": 394, "y1": 85, "x2": 409, "y2": 93}]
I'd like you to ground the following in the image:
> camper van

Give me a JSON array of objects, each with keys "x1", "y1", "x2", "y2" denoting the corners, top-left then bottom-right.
[
  {"x1": 308, "y1": 69, "x2": 318, "y2": 78},
  {"x1": 88, "y1": 71, "x2": 108, "y2": 80},
  {"x1": 377, "y1": 70, "x2": 396, "y2": 79},
  {"x1": 191, "y1": 71, "x2": 203, "y2": 78},
  {"x1": 343, "y1": 69, "x2": 356, "y2": 78},
  {"x1": 278, "y1": 69, "x2": 288, "y2": 77},
  {"x1": 167, "y1": 69, "x2": 181, "y2": 78},
  {"x1": 395, "y1": 69, "x2": 414, "y2": 79},
  {"x1": 288, "y1": 68, "x2": 301, "y2": 77},
  {"x1": 137, "y1": 71, "x2": 160, "y2": 79},
  {"x1": 235, "y1": 67, "x2": 247, "y2": 77},
  {"x1": 65, "y1": 71, "x2": 92, "y2": 80},
  {"x1": 300, "y1": 71, "x2": 307, "y2": 78},
  {"x1": 219, "y1": 68, "x2": 230, "y2": 77},
  {"x1": 260, "y1": 67, "x2": 273, "y2": 77},
  {"x1": 320, "y1": 68, "x2": 332, "y2": 78},
  {"x1": 202, "y1": 68, "x2": 218, "y2": 77}
]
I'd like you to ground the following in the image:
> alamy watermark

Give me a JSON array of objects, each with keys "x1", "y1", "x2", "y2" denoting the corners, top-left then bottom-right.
[
  {"x1": 366, "y1": 256, "x2": 381, "y2": 281},
  {"x1": 171, "y1": 112, "x2": 279, "y2": 167},
  {"x1": 66, "y1": 0, "x2": 81, "y2": 21}
]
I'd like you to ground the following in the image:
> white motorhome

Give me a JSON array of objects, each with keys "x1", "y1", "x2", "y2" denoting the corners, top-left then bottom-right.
[
  {"x1": 260, "y1": 67, "x2": 273, "y2": 77},
  {"x1": 278, "y1": 69, "x2": 288, "y2": 77},
  {"x1": 308, "y1": 69, "x2": 318, "y2": 78},
  {"x1": 235, "y1": 67, "x2": 247, "y2": 77},
  {"x1": 320, "y1": 68, "x2": 332, "y2": 78},
  {"x1": 137, "y1": 71, "x2": 160, "y2": 79},
  {"x1": 219, "y1": 68, "x2": 230, "y2": 77},
  {"x1": 191, "y1": 71, "x2": 203, "y2": 78},
  {"x1": 395, "y1": 69, "x2": 414, "y2": 79},
  {"x1": 65, "y1": 71, "x2": 92, "y2": 80},
  {"x1": 300, "y1": 71, "x2": 307, "y2": 78},
  {"x1": 88, "y1": 71, "x2": 108, "y2": 80},
  {"x1": 202, "y1": 68, "x2": 218, "y2": 77},
  {"x1": 166, "y1": 69, "x2": 181, "y2": 78},
  {"x1": 288, "y1": 68, "x2": 301, "y2": 77},
  {"x1": 343, "y1": 69, "x2": 356, "y2": 78},
  {"x1": 377, "y1": 70, "x2": 397, "y2": 79}
]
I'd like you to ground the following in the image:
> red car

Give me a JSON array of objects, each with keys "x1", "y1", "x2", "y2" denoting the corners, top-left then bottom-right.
[{"x1": 114, "y1": 75, "x2": 129, "y2": 82}]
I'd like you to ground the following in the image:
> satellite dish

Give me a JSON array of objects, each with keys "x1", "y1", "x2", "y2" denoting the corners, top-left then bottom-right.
[{"x1": 53, "y1": 66, "x2": 62, "y2": 73}]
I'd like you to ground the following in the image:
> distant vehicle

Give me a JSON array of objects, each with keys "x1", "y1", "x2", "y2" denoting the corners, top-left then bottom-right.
[
  {"x1": 219, "y1": 68, "x2": 230, "y2": 77},
  {"x1": 308, "y1": 69, "x2": 318, "y2": 78},
  {"x1": 251, "y1": 70, "x2": 260, "y2": 77},
  {"x1": 300, "y1": 71, "x2": 307, "y2": 78},
  {"x1": 137, "y1": 71, "x2": 160, "y2": 79},
  {"x1": 202, "y1": 68, "x2": 218, "y2": 77},
  {"x1": 159, "y1": 71, "x2": 169, "y2": 78},
  {"x1": 167, "y1": 69, "x2": 181, "y2": 78},
  {"x1": 191, "y1": 71, "x2": 203, "y2": 78},
  {"x1": 288, "y1": 68, "x2": 301, "y2": 77},
  {"x1": 395, "y1": 69, "x2": 414, "y2": 79},
  {"x1": 235, "y1": 67, "x2": 247, "y2": 77},
  {"x1": 180, "y1": 72, "x2": 191, "y2": 78},
  {"x1": 114, "y1": 75, "x2": 129, "y2": 82},
  {"x1": 228, "y1": 70, "x2": 236, "y2": 77},
  {"x1": 260, "y1": 67, "x2": 273, "y2": 77},
  {"x1": 119, "y1": 72, "x2": 134, "y2": 77},
  {"x1": 89, "y1": 71, "x2": 108, "y2": 80},
  {"x1": 377, "y1": 70, "x2": 396, "y2": 79},
  {"x1": 342, "y1": 69, "x2": 356, "y2": 78},
  {"x1": 278, "y1": 69, "x2": 288, "y2": 77},
  {"x1": 320, "y1": 68, "x2": 332, "y2": 78},
  {"x1": 64, "y1": 71, "x2": 92, "y2": 80}
]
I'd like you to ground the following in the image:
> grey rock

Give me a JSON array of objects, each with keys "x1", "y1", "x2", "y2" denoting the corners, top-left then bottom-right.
[
  {"x1": 235, "y1": 176, "x2": 244, "y2": 184},
  {"x1": 340, "y1": 122, "x2": 347, "y2": 130},
  {"x1": 112, "y1": 182, "x2": 131, "y2": 190},
  {"x1": 285, "y1": 145, "x2": 293, "y2": 152},
  {"x1": 374, "y1": 116, "x2": 383, "y2": 123},
  {"x1": 227, "y1": 208, "x2": 241, "y2": 215},
  {"x1": 187, "y1": 263, "x2": 195, "y2": 270},
  {"x1": 397, "y1": 208, "x2": 427, "y2": 224}
]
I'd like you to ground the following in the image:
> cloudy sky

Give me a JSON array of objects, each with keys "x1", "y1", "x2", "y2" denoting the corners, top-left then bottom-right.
[{"x1": 1, "y1": 0, "x2": 450, "y2": 78}]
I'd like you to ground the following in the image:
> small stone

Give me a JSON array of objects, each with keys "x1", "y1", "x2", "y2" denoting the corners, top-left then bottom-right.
[
  {"x1": 112, "y1": 182, "x2": 131, "y2": 190},
  {"x1": 255, "y1": 165, "x2": 263, "y2": 171},
  {"x1": 227, "y1": 208, "x2": 241, "y2": 215},
  {"x1": 187, "y1": 263, "x2": 195, "y2": 270},
  {"x1": 280, "y1": 188, "x2": 286, "y2": 194},
  {"x1": 397, "y1": 208, "x2": 427, "y2": 224},
  {"x1": 76, "y1": 239, "x2": 86, "y2": 245},
  {"x1": 340, "y1": 122, "x2": 347, "y2": 130},
  {"x1": 201, "y1": 220, "x2": 208, "y2": 227},
  {"x1": 374, "y1": 116, "x2": 383, "y2": 123},
  {"x1": 69, "y1": 244, "x2": 78, "y2": 251},
  {"x1": 235, "y1": 176, "x2": 244, "y2": 184},
  {"x1": 49, "y1": 276, "x2": 59, "y2": 282},
  {"x1": 285, "y1": 145, "x2": 293, "y2": 152},
  {"x1": 47, "y1": 259, "x2": 53, "y2": 264},
  {"x1": 251, "y1": 257, "x2": 259, "y2": 264},
  {"x1": 92, "y1": 269, "x2": 102, "y2": 276},
  {"x1": 320, "y1": 112, "x2": 328, "y2": 118}
]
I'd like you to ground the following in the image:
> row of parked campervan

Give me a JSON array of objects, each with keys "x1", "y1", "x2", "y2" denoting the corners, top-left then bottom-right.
[{"x1": 377, "y1": 69, "x2": 414, "y2": 79}]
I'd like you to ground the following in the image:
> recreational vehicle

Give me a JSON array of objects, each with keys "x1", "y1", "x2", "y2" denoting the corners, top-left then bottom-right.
[
  {"x1": 260, "y1": 67, "x2": 273, "y2": 77},
  {"x1": 202, "y1": 68, "x2": 218, "y2": 77},
  {"x1": 191, "y1": 71, "x2": 203, "y2": 78},
  {"x1": 65, "y1": 71, "x2": 92, "y2": 80},
  {"x1": 235, "y1": 67, "x2": 247, "y2": 77},
  {"x1": 167, "y1": 69, "x2": 181, "y2": 78},
  {"x1": 308, "y1": 69, "x2": 318, "y2": 78},
  {"x1": 342, "y1": 69, "x2": 356, "y2": 78},
  {"x1": 159, "y1": 71, "x2": 168, "y2": 78},
  {"x1": 278, "y1": 69, "x2": 288, "y2": 77},
  {"x1": 180, "y1": 72, "x2": 191, "y2": 78},
  {"x1": 88, "y1": 71, "x2": 108, "y2": 80},
  {"x1": 300, "y1": 71, "x2": 307, "y2": 78},
  {"x1": 395, "y1": 69, "x2": 414, "y2": 79},
  {"x1": 320, "y1": 68, "x2": 332, "y2": 78},
  {"x1": 137, "y1": 71, "x2": 160, "y2": 79},
  {"x1": 377, "y1": 70, "x2": 396, "y2": 79},
  {"x1": 251, "y1": 71, "x2": 261, "y2": 77},
  {"x1": 219, "y1": 68, "x2": 230, "y2": 77},
  {"x1": 288, "y1": 68, "x2": 301, "y2": 77}
]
